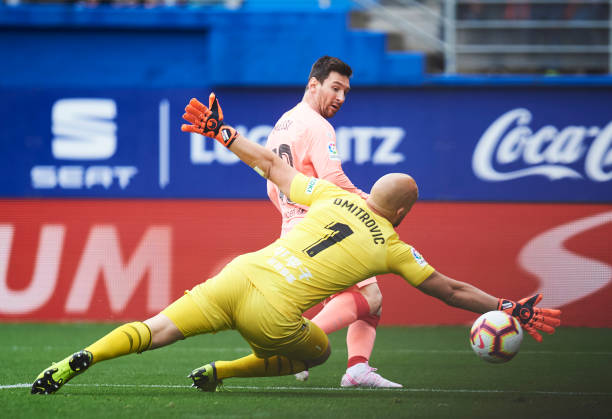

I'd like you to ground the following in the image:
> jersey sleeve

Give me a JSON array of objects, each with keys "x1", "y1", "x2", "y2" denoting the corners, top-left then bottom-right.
[
  {"x1": 289, "y1": 173, "x2": 338, "y2": 208},
  {"x1": 307, "y1": 126, "x2": 369, "y2": 200},
  {"x1": 386, "y1": 240, "x2": 435, "y2": 287}
]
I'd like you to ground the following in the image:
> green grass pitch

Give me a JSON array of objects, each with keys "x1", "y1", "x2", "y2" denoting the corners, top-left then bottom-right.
[{"x1": 1, "y1": 324, "x2": 611, "y2": 418}]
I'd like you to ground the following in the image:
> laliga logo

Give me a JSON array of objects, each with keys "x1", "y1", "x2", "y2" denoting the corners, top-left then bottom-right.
[{"x1": 472, "y1": 108, "x2": 612, "y2": 182}]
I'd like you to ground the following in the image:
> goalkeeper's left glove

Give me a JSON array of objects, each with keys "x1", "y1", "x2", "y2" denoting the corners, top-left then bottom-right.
[
  {"x1": 498, "y1": 293, "x2": 562, "y2": 342},
  {"x1": 181, "y1": 93, "x2": 238, "y2": 148}
]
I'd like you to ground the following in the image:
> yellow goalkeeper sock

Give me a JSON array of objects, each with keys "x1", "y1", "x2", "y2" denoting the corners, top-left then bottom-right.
[
  {"x1": 215, "y1": 354, "x2": 307, "y2": 379},
  {"x1": 85, "y1": 322, "x2": 152, "y2": 364}
]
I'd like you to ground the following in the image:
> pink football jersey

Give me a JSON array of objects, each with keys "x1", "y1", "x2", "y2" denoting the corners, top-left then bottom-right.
[{"x1": 266, "y1": 101, "x2": 368, "y2": 236}]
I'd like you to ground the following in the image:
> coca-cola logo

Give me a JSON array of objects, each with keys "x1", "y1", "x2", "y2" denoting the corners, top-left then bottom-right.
[{"x1": 472, "y1": 108, "x2": 612, "y2": 182}]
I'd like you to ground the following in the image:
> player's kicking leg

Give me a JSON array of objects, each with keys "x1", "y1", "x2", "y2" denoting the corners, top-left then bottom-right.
[
  {"x1": 304, "y1": 281, "x2": 402, "y2": 388},
  {"x1": 340, "y1": 316, "x2": 402, "y2": 388},
  {"x1": 340, "y1": 359, "x2": 402, "y2": 388}
]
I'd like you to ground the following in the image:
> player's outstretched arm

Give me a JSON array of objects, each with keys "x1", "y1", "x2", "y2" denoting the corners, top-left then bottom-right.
[
  {"x1": 417, "y1": 271, "x2": 499, "y2": 313},
  {"x1": 417, "y1": 271, "x2": 561, "y2": 342},
  {"x1": 181, "y1": 93, "x2": 299, "y2": 198}
]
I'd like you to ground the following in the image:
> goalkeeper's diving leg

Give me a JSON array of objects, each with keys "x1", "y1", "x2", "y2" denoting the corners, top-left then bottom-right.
[{"x1": 30, "y1": 313, "x2": 185, "y2": 395}]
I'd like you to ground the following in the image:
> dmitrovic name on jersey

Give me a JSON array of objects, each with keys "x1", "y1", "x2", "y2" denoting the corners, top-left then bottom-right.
[{"x1": 332, "y1": 198, "x2": 385, "y2": 244}]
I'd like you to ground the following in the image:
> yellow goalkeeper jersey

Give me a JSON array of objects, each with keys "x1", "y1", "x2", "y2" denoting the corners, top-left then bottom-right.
[{"x1": 231, "y1": 174, "x2": 435, "y2": 317}]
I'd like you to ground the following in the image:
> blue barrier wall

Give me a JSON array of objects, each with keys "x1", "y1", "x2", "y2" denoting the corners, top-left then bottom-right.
[{"x1": 0, "y1": 5, "x2": 423, "y2": 87}]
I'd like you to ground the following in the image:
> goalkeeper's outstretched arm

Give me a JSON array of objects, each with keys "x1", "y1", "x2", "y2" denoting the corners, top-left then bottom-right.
[
  {"x1": 417, "y1": 271, "x2": 499, "y2": 313},
  {"x1": 417, "y1": 271, "x2": 561, "y2": 342},
  {"x1": 181, "y1": 93, "x2": 299, "y2": 199}
]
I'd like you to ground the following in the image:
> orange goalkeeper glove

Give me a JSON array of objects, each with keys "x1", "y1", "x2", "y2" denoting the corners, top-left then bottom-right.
[
  {"x1": 181, "y1": 93, "x2": 238, "y2": 148},
  {"x1": 498, "y1": 294, "x2": 562, "y2": 342}
]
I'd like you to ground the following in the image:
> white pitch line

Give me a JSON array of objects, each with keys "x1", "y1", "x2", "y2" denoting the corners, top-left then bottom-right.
[
  {"x1": 3, "y1": 346, "x2": 612, "y2": 357},
  {"x1": 387, "y1": 349, "x2": 612, "y2": 356},
  {"x1": 4, "y1": 383, "x2": 611, "y2": 396}
]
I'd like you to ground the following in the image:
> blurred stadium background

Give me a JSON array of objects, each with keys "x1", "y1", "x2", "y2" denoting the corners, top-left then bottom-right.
[{"x1": 0, "y1": 0, "x2": 611, "y2": 332}]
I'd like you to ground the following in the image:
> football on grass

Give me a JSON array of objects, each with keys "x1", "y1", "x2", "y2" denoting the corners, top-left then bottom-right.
[{"x1": 470, "y1": 310, "x2": 523, "y2": 363}]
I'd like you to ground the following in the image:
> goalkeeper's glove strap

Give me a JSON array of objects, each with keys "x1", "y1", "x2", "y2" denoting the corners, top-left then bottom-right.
[{"x1": 497, "y1": 299, "x2": 516, "y2": 313}]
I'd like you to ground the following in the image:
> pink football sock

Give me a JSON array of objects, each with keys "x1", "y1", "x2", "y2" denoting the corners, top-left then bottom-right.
[
  {"x1": 346, "y1": 314, "x2": 380, "y2": 367},
  {"x1": 311, "y1": 291, "x2": 370, "y2": 334}
]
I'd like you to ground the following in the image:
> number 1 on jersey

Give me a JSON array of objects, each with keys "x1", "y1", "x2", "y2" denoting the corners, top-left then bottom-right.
[{"x1": 303, "y1": 222, "x2": 354, "y2": 257}]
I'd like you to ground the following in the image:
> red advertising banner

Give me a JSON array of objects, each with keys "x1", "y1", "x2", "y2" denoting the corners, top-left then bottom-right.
[{"x1": 1, "y1": 200, "x2": 610, "y2": 326}]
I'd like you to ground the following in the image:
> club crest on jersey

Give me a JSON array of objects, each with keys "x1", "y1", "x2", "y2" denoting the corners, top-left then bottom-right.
[
  {"x1": 327, "y1": 142, "x2": 340, "y2": 160},
  {"x1": 411, "y1": 248, "x2": 427, "y2": 267},
  {"x1": 305, "y1": 177, "x2": 317, "y2": 194}
]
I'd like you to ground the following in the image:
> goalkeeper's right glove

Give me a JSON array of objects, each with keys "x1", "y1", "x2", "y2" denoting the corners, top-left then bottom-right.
[
  {"x1": 181, "y1": 93, "x2": 238, "y2": 148},
  {"x1": 498, "y1": 293, "x2": 562, "y2": 342}
]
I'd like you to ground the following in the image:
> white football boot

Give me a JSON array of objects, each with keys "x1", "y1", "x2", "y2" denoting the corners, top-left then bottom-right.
[
  {"x1": 340, "y1": 362, "x2": 402, "y2": 388},
  {"x1": 294, "y1": 370, "x2": 309, "y2": 381}
]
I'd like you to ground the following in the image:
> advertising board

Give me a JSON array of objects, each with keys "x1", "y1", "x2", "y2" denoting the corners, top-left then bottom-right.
[
  {"x1": 1, "y1": 87, "x2": 610, "y2": 202},
  {"x1": 1, "y1": 200, "x2": 609, "y2": 326}
]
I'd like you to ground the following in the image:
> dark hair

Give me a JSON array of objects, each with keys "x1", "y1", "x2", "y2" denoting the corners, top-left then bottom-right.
[{"x1": 308, "y1": 56, "x2": 352, "y2": 84}]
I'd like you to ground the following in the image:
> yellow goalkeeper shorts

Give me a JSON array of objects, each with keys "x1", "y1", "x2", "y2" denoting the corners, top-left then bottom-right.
[{"x1": 161, "y1": 263, "x2": 328, "y2": 361}]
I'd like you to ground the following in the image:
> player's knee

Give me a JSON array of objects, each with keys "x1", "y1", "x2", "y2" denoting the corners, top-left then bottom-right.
[
  {"x1": 145, "y1": 313, "x2": 185, "y2": 350},
  {"x1": 360, "y1": 284, "x2": 382, "y2": 315}
]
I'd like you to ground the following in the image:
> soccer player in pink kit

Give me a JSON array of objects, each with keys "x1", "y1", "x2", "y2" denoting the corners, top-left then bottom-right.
[{"x1": 265, "y1": 56, "x2": 399, "y2": 388}]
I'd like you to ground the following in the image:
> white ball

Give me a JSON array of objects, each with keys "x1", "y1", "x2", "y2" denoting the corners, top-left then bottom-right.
[{"x1": 470, "y1": 310, "x2": 523, "y2": 363}]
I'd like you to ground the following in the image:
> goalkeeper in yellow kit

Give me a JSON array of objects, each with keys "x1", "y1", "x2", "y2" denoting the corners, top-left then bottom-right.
[{"x1": 31, "y1": 94, "x2": 562, "y2": 395}]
